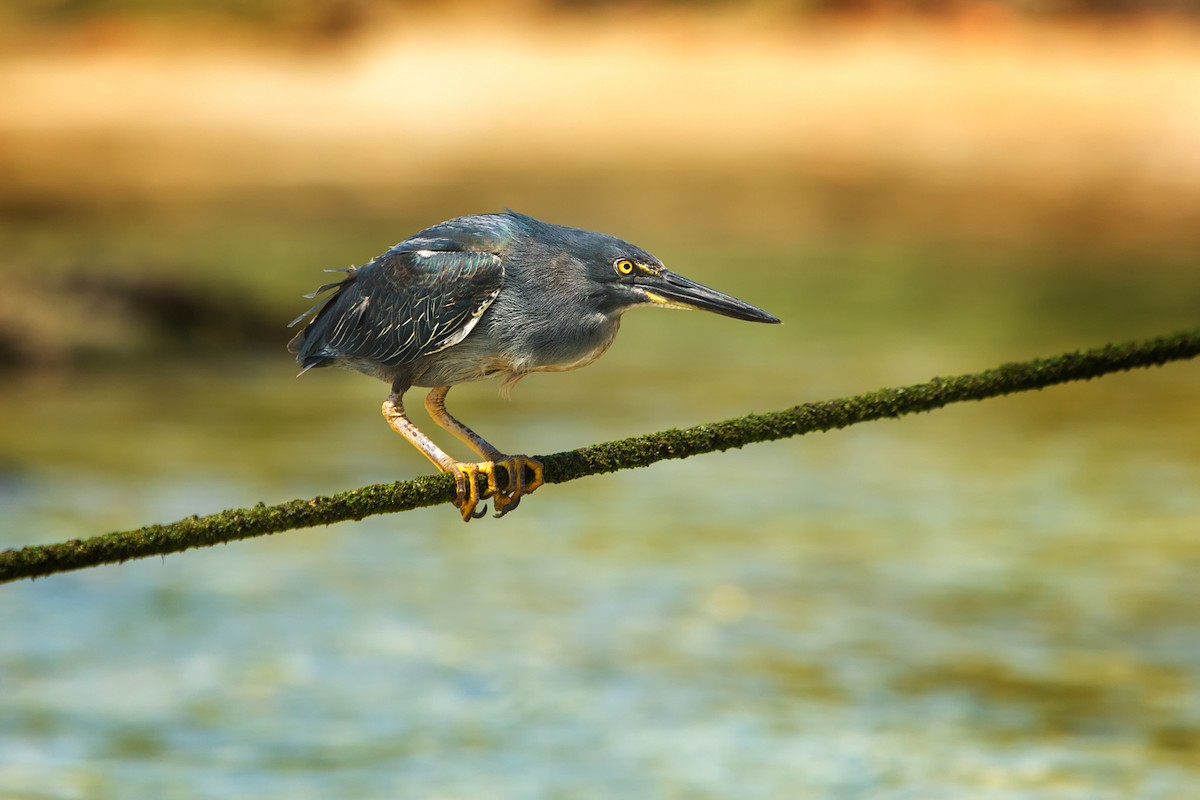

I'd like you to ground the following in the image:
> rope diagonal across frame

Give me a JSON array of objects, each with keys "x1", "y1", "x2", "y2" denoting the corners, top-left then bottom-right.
[{"x1": 2, "y1": 327, "x2": 1198, "y2": 584}]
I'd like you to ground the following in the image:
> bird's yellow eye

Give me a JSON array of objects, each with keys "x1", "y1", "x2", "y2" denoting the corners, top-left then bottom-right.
[{"x1": 614, "y1": 258, "x2": 635, "y2": 276}]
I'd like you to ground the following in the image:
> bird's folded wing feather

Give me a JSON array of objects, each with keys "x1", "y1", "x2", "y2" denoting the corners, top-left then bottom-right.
[{"x1": 291, "y1": 247, "x2": 503, "y2": 369}]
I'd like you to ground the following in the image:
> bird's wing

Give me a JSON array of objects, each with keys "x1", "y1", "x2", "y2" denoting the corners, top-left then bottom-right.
[{"x1": 289, "y1": 247, "x2": 503, "y2": 371}]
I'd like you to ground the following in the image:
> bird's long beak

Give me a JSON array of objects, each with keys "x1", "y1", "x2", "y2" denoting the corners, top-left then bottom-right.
[{"x1": 639, "y1": 270, "x2": 781, "y2": 324}]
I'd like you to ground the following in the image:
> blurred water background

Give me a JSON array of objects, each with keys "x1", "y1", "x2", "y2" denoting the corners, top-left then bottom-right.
[{"x1": 1, "y1": 2, "x2": 1199, "y2": 798}]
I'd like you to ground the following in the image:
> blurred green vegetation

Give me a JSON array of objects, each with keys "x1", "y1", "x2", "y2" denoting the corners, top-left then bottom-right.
[{"x1": 2, "y1": 183, "x2": 1197, "y2": 374}]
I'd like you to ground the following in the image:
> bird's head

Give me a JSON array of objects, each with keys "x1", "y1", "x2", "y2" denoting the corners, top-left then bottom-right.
[
  {"x1": 580, "y1": 234, "x2": 781, "y2": 325},
  {"x1": 506, "y1": 211, "x2": 780, "y2": 324}
]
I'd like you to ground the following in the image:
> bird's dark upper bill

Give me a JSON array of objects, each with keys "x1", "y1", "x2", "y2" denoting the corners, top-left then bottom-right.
[{"x1": 646, "y1": 271, "x2": 781, "y2": 324}]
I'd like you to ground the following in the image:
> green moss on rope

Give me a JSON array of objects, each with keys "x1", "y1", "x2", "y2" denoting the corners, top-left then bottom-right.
[{"x1": 3, "y1": 327, "x2": 1198, "y2": 584}]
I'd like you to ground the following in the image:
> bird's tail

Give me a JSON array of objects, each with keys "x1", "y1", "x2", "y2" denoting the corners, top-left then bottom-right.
[{"x1": 287, "y1": 267, "x2": 357, "y2": 373}]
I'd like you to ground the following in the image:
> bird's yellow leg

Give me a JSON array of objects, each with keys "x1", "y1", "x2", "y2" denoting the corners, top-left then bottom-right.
[
  {"x1": 382, "y1": 392, "x2": 494, "y2": 521},
  {"x1": 424, "y1": 386, "x2": 544, "y2": 518}
]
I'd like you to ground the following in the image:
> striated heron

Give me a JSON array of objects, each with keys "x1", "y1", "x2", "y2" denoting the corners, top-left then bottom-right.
[{"x1": 289, "y1": 211, "x2": 780, "y2": 521}]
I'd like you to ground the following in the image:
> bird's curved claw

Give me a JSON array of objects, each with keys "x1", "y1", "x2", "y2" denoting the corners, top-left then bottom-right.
[
  {"x1": 450, "y1": 463, "x2": 493, "y2": 522},
  {"x1": 448, "y1": 457, "x2": 543, "y2": 521}
]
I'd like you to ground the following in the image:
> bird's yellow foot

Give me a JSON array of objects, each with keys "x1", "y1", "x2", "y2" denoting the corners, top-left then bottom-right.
[
  {"x1": 490, "y1": 456, "x2": 545, "y2": 518},
  {"x1": 449, "y1": 462, "x2": 496, "y2": 522},
  {"x1": 448, "y1": 456, "x2": 544, "y2": 521}
]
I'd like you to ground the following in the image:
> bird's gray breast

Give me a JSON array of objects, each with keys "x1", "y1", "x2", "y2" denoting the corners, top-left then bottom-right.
[
  {"x1": 485, "y1": 245, "x2": 624, "y2": 374},
  {"x1": 483, "y1": 282, "x2": 621, "y2": 376}
]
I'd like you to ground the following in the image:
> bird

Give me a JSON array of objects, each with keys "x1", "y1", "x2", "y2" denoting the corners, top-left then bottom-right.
[{"x1": 288, "y1": 210, "x2": 780, "y2": 521}]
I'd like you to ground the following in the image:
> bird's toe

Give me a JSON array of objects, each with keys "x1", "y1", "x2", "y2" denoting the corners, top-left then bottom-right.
[
  {"x1": 491, "y1": 456, "x2": 544, "y2": 518},
  {"x1": 450, "y1": 463, "x2": 495, "y2": 522}
]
